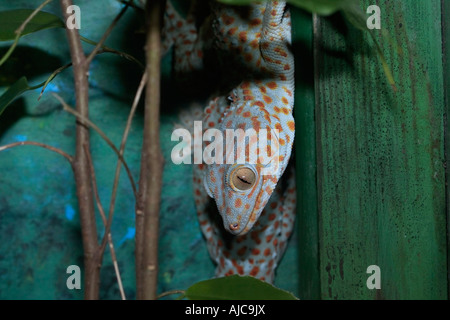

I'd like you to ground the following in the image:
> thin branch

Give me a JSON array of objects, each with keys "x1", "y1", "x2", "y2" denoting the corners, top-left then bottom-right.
[
  {"x1": 53, "y1": 93, "x2": 138, "y2": 199},
  {"x1": 156, "y1": 290, "x2": 185, "y2": 300},
  {"x1": 84, "y1": 144, "x2": 126, "y2": 300},
  {"x1": 85, "y1": 2, "x2": 131, "y2": 65},
  {"x1": 80, "y1": 36, "x2": 145, "y2": 70},
  {"x1": 0, "y1": 141, "x2": 73, "y2": 163},
  {"x1": 37, "y1": 48, "x2": 143, "y2": 101},
  {"x1": 15, "y1": 0, "x2": 54, "y2": 35},
  {"x1": 38, "y1": 63, "x2": 72, "y2": 100},
  {"x1": 108, "y1": 233, "x2": 126, "y2": 300},
  {"x1": 107, "y1": 71, "x2": 147, "y2": 263}
]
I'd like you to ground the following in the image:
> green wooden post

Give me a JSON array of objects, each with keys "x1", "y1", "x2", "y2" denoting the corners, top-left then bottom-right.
[
  {"x1": 314, "y1": 0, "x2": 447, "y2": 299},
  {"x1": 292, "y1": 7, "x2": 320, "y2": 300},
  {"x1": 442, "y1": 0, "x2": 450, "y2": 298}
]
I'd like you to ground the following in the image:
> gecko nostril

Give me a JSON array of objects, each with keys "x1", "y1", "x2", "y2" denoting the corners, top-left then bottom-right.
[{"x1": 229, "y1": 223, "x2": 239, "y2": 231}]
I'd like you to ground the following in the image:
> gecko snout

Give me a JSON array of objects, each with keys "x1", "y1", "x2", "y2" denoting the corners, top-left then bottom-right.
[{"x1": 229, "y1": 223, "x2": 239, "y2": 231}]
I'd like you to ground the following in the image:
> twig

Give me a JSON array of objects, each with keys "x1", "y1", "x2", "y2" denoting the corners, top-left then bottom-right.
[
  {"x1": 38, "y1": 47, "x2": 143, "y2": 101},
  {"x1": 0, "y1": 141, "x2": 73, "y2": 163},
  {"x1": 84, "y1": 144, "x2": 126, "y2": 300},
  {"x1": 16, "y1": 0, "x2": 54, "y2": 34},
  {"x1": 137, "y1": 0, "x2": 164, "y2": 300},
  {"x1": 38, "y1": 63, "x2": 72, "y2": 100},
  {"x1": 79, "y1": 36, "x2": 145, "y2": 69},
  {"x1": 85, "y1": 2, "x2": 132, "y2": 65},
  {"x1": 107, "y1": 71, "x2": 147, "y2": 264},
  {"x1": 60, "y1": 0, "x2": 99, "y2": 300},
  {"x1": 53, "y1": 93, "x2": 138, "y2": 199},
  {"x1": 108, "y1": 233, "x2": 126, "y2": 300},
  {"x1": 156, "y1": 290, "x2": 185, "y2": 300}
]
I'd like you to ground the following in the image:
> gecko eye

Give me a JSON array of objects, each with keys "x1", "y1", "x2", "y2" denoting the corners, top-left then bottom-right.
[{"x1": 230, "y1": 166, "x2": 256, "y2": 191}]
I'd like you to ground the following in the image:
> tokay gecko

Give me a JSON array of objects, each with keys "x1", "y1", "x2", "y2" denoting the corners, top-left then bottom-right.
[{"x1": 164, "y1": 0, "x2": 296, "y2": 283}]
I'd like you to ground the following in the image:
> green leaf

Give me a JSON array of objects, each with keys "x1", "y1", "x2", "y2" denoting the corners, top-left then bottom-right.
[
  {"x1": 287, "y1": 0, "x2": 356, "y2": 16},
  {"x1": 185, "y1": 275, "x2": 299, "y2": 300},
  {"x1": 217, "y1": 0, "x2": 357, "y2": 16},
  {"x1": 216, "y1": 0, "x2": 261, "y2": 6},
  {"x1": 0, "y1": 76, "x2": 33, "y2": 116},
  {"x1": 0, "y1": 9, "x2": 64, "y2": 41}
]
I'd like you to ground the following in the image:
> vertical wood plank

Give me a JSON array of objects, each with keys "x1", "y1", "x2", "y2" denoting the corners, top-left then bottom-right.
[
  {"x1": 442, "y1": 0, "x2": 450, "y2": 298},
  {"x1": 314, "y1": 0, "x2": 447, "y2": 299},
  {"x1": 292, "y1": 7, "x2": 320, "y2": 299}
]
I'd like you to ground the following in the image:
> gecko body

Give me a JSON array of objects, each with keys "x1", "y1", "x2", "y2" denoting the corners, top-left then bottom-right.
[{"x1": 164, "y1": 0, "x2": 296, "y2": 283}]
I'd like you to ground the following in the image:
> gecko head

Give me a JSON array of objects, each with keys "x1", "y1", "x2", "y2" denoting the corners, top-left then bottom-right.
[{"x1": 202, "y1": 101, "x2": 284, "y2": 236}]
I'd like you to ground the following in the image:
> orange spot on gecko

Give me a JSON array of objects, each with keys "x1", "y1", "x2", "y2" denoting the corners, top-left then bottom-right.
[
  {"x1": 227, "y1": 27, "x2": 238, "y2": 36},
  {"x1": 274, "y1": 47, "x2": 288, "y2": 57},
  {"x1": 264, "y1": 248, "x2": 271, "y2": 256},
  {"x1": 225, "y1": 269, "x2": 234, "y2": 276},
  {"x1": 281, "y1": 97, "x2": 289, "y2": 105},
  {"x1": 267, "y1": 82, "x2": 277, "y2": 90},
  {"x1": 235, "y1": 198, "x2": 242, "y2": 208},
  {"x1": 237, "y1": 246, "x2": 247, "y2": 256},
  {"x1": 222, "y1": 14, "x2": 235, "y2": 26},
  {"x1": 283, "y1": 87, "x2": 293, "y2": 96},
  {"x1": 232, "y1": 260, "x2": 244, "y2": 275},
  {"x1": 263, "y1": 95, "x2": 272, "y2": 104},
  {"x1": 275, "y1": 123, "x2": 282, "y2": 131},
  {"x1": 287, "y1": 121, "x2": 295, "y2": 131},
  {"x1": 250, "y1": 39, "x2": 259, "y2": 49},
  {"x1": 250, "y1": 266, "x2": 260, "y2": 277},
  {"x1": 238, "y1": 31, "x2": 247, "y2": 42},
  {"x1": 250, "y1": 18, "x2": 262, "y2": 26},
  {"x1": 251, "y1": 231, "x2": 261, "y2": 244},
  {"x1": 252, "y1": 248, "x2": 260, "y2": 255},
  {"x1": 254, "y1": 101, "x2": 265, "y2": 108}
]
